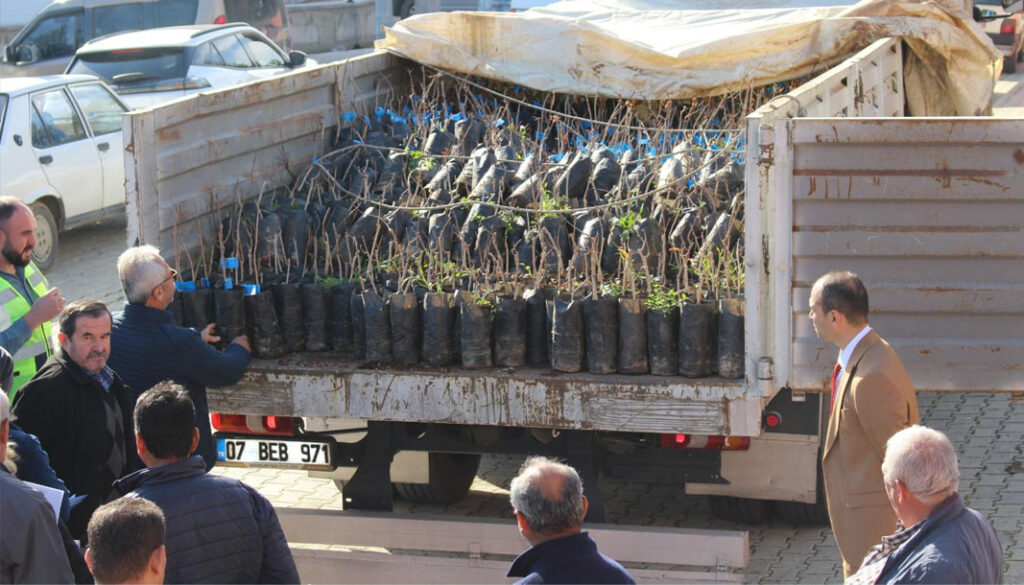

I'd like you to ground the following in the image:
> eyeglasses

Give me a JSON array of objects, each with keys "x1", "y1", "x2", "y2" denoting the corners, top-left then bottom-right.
[{"x1": 150, "y1": 268, "x2": 178, "y2": 297}]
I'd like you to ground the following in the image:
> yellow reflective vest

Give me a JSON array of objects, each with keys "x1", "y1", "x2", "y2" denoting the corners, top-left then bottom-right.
[{"x1": 0, "y1": 262, "x2": 54, "y2": 398}]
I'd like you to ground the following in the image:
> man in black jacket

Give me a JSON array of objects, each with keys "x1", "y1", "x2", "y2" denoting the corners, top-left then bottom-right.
[
  {"x1": 12, "y1": 299, "x2": 132, "y2": 541},
  {"x1": 114, "y1": 382, "x2": 299, "y2": 584}
]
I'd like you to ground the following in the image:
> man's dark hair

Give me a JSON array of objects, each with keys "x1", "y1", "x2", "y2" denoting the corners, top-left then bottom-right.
[
  {"x1": 58, "y1": 299, "x2": 112, "y2": 337},
  {"x1": 135, "y1": 382, "x2": 196, "y2": 459},
  {"x1": 87, "y1": 497, "x2": 165, "y2": 584},
  {"x1": 815, "y1": 270, "x2": 869, "y2": 325},
  {"x1": 0, "y1": 197, "x2": 26, "y2": 230}
]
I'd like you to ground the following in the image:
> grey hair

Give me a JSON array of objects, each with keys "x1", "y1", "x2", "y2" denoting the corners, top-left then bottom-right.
[
  {"x1": 882, "y1": 425, "x2": 959, "y2": 505},
  {"x1": 509, "y1": 456, "x2": 585, "y2": 535},
  {"x1": 117, "y1": 245, "x2": 167, "y2": 304}
]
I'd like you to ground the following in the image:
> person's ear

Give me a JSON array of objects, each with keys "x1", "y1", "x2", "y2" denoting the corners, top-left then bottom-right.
[
  {"x1": 135, "y1": 432, "x2": 147, "y2": 458},
  {"x1": 515, "y1": 510, "x2": 530, "y2": 534},
  {"x1": 58, "y1": 331, "x2": 70, "y2": 351},
  {"x1": 581, "y1": 495, "x2": 590, "y2": 522},
  {"x1": 189, "y1": 428, "x2": 199, "y2": 454},
  {"x1": 84, "y1": 547, "x2": 94, "y2": 573},
  {"x1": 150, "y1": 544, "x2": 166, "y2": 576}
]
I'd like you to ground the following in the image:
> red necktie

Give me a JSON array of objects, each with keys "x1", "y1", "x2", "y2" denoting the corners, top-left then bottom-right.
[{"x1": 830, "y1": 362, "x2": 842, "y2": 409}]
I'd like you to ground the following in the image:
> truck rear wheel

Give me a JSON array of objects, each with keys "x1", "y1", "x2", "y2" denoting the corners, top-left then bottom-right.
[
  {"x1": 394, "y1": 453, "x2": 481, "y2": 505},
  {"x1": 774, "y1": 464, "x2": 830, "y2": 525},
  {"x1": 708, "y1": 496, "x2": 772, "y2": 524}
]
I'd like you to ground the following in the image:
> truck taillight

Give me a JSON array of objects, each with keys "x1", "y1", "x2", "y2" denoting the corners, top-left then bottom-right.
[
  {"x1": 211, "y1": 413, "x2": 296, "y2": 436},
  {"x1": 214, "y1": 15, "x2": 227, "y2": 24},
  {"x1": 1000, "y1": 20, "x2": 1014, "y2": 35},
  {"x1": 659, "y1": 433, "x2": 750, "y2": 450}
]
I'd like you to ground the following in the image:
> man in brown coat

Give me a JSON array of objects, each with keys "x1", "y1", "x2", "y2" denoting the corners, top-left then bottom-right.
[{"x1": 809, "y1": 270, "x2": 919, "y2": 578}]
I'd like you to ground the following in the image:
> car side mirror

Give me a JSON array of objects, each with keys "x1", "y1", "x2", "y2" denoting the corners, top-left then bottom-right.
[
  {"x1": 288, "y1": 50, "x2": 307, "y2": 67},
  {"x1": 15, "y1": 45, "x2": 38, "y2": 65}
]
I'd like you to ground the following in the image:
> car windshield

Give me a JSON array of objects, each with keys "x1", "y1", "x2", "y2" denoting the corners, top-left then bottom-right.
[
  {"x1": 68, "y1": 49, "x2": 188, "y2": 92},
  {"x1": 0, "y1": 95, "x2": 8, "y2": 138}
]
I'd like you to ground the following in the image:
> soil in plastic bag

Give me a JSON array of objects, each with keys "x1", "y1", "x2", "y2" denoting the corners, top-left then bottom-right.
[
  {"x1": 331, "y1": 282, "x2": 360, "y2": 354},
  {"x1": 422, "y1": 292, "x2": 455, "y2": 367},
  {"x1": 679, "y1": 302, "x2": 718, "y2": 378},
  {"x1": 389, "y1": 292, "x2": 421, "y2": 365},
  {"x1": 524, "y1": 288, "x2": 552, "y2": 366},
  {"x1": 181, "y1": 288, "x2": 213, "y2": 329},
  {"x1": 552, "y1": 153, "x2": 592, "y2": 204},
  {"x1": 427, "y1": 213, "x2": 455, "y2": 258},
  {"x1": 460, "y1": 302, "x2": 494, "y2": 369},
  {"x1": 474, "y1": 215, "x2": 506, "y2": 269},
  {"x1": 272, "y1": 283, "x2": 306, "y2": 353},
  {"x1": 538, "y1": 215, "x2": 569, "y2": 274},
  {"x1": 452, "y1": 290, "x2": 473, "y2": 364},
  {"x1": 617, "y1": 297, "x2": 649, "y2": 374},
  {"x1": 718, "y1": 298, "x2": 745, "y2": 379},
  {"x1": 244, "y1": 290, "x2": 284, "y2": 358},
  {"x1": 494, "y1": 296, "x2": 527, "y2": 367},
  {"x1": 301, "y1": 283, "x2": 330, "y2": 352},
  {"x1": 583, "y1": 297, "x2": 618, "y2": 374},
  {"x1": 571, "y1": 217, "x2": 607, "y2": 274},
  {"x1": 350, "y1": 292, "x2": 367, "y2": 360},
  {"x1": 547, "y1": 297, "x2": 585, "y2": 373},
  {"x1": 213, "y1": 288, "x2": 246, "y2": 351},
  {"x1": 647, "y1": 307, "x2": 679, "y2": 376},
  {"x1": 362, "y1": 291, "x2": 392, "y2": 362}
]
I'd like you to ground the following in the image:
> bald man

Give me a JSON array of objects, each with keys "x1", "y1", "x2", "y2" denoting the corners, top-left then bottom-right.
[{"x1": 506, "y1": 456, "x2": 634, "y2": 584}]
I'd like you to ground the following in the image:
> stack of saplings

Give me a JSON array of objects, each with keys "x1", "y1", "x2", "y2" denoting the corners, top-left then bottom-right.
[{"x1": 166, "y1": 78, "x2": 790, "y2": 380}]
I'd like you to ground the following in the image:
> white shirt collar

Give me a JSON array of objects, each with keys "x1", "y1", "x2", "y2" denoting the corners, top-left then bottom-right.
[{"x1": 839, "y1": 324, "x2": 872, "y2": 371}]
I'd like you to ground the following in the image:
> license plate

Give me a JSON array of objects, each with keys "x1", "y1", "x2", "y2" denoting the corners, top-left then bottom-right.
[{"x1": 216, "y1": 435, "x2": 334, "y2": 471}]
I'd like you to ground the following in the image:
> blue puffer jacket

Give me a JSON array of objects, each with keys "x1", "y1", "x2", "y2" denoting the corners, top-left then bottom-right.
[
  {"x1": 876, "y1": 495, "x2": 1003, "y2": 584},
  {"x1": 114, "y1": 456, "x2": 299, "y2": 584}
]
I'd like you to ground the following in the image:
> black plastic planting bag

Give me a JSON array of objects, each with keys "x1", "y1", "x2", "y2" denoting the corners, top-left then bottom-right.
[
  {"x1": 350, "y1": 292, "x2": 367, "y2": 360},
  {"x1": 272, "y1": 283, "x2": 306, "y2": 353},
  {"x1": 547, "y1": 297, "x2": 584, "y2": 373},
  {"x1": 181, "y1": 288, "x2": 213, "y2": 329},
  {"x1": 538, "y1": 215, "x2": 569, "y2": 274},
  {"x1": 718, "y1": 298, "x2": 745, "y2": 379},
  {"x1": 523, "y1": 288, "x2": 552, "y2": 366},
  {"x1": 422, "y1": 292, "x2": 455, "y2": 367},
  {"x1": 281, "y1": 208, "x2": 311, "y2": 268},
  {"x1": 494, "y1": 296, "x2": 527, "y2": 367},
  {"x1": 571, "y1": 217, "x2": 608, "y2": 274},
  {"x1": 679, "y1": 302, "x2": 717, "y2": 378},
  {"x1": 427, "y1": 160, "x2": 463, "y2": 195},
  {"x1": 245, "y1": 290, "x2": 284, "y2": 358},
  {"x1": 213, "y1": 288, "x2": 246, "y2": 351},
  {"x1": 617, "y1": 297, "x2": 648, "y2": 374},
  {"x1": 460, "y1": 302, "x2": 494, "y2": 369},
  {"x1": 389, "y1": 292, "x2": 421, "y2": 365},
  {"x1": 427, "y1": 213, "x2": 455, "y2": 258},
  {"x1": 362, "y1": 291, "x2": 392, "y2": 362},
  {"x1": 301, "y1": 284, "x2": 330, "y2": 352},
  {"x1": 647, "y1": 307, "x2": 679, "y2": 376},
  {"x1": 669, "y1": 210, "x2": 703, "y2": 258},
  {"x1": 452, "y1": 290, "x2": 472, "y2": 363},
  {"x1": 474, "y1": 215, "x2": 506, "y2": 268},
  {"x1": 583, "y1": 297, "x2": 618, "y2": 374},
  {"x1": 552, "y1": 153, "x2": 592, "y2": 204},
  {"x1": 331, "y1": 282, "x2": 359, "y2": 354}
]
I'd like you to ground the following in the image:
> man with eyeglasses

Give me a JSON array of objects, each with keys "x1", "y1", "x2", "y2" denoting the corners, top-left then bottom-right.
[{"x1": 108, "y1": 245, "x2": 250, "y2": 472}]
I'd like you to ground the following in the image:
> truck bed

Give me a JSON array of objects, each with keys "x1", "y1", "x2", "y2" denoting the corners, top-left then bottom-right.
[{"x1": 208, "y1": 356, "x2": 749, "y2": 434}]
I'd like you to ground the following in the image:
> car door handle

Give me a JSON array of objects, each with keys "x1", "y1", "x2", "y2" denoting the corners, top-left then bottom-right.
[
  {"x1": 97, "y1": 142, "x2": 109, "y2": 152},
  {"x1": 39, "y1": 155, "x2": 53, "y2": 164}
]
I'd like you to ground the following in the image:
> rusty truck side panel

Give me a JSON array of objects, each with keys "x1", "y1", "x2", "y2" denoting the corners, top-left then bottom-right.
[{"x1": 787, "y1": 117, "x2": 1024, "y2": 392}]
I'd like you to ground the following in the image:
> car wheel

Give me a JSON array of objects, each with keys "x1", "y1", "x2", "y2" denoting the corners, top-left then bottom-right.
[
  {"x1": 399, "y1": 0, "x2": 416, "y2": 19},
  {"x1": 30, "y1": 202, "x2": 58, "y2": 272}
]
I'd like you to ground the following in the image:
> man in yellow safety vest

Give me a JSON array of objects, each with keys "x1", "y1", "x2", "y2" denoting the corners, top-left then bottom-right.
[{"x1": 0, "y1": 197, "x2": 65, "y2": 398}]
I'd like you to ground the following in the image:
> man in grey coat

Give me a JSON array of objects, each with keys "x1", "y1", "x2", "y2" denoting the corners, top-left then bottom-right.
[
  {"x1": 847, "y1": 425, "x2": 1003, "y2": 584},
  {"x1": 0, "y1": 390, "x2": 74, "y2": 584}
]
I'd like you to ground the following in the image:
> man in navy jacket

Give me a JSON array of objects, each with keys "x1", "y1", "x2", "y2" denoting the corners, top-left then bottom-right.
[
  {"x1": 115, "y1": 382, "x2": 299, "y2": 584},
  {"x1": 848, "y1": 425, "x2": 1003, "y2": 585},
  {"x1": 109, "y1": 245, "x2": 250, "y2": 470},
  {"x1": 506, "y1": 456, "x2": 634, "y2": 584}
]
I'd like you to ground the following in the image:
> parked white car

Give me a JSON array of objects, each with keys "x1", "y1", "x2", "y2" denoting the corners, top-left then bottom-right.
[
  {"x1": 0, "y1": 75, "x2": 130, "y2": 270},
  {"x1": 65, "y1": 23, "x2": 316, "y2": 109}
]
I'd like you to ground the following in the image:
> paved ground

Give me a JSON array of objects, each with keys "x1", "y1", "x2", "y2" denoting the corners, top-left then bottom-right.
[{"x1": 49, "y1": 218, "x2": 1024, "y2": 584}]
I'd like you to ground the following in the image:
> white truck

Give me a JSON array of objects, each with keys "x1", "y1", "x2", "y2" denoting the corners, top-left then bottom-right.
[{"x1": 123, "y1": 37, "x2": 1023, "y2": 530}]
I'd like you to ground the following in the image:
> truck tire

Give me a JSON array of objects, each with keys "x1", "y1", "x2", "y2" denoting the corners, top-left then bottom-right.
[
  {"x1": 394, "y1": 453, "x2": 481, "y2": 505},
  {"x1": 774, "y1": 462, "x2": 830, "y2": 525},
  {"x1": 1005, "y1": 54, "x2": 1018, "y2": 74},
  {"x1": 30, "y1": 202, "x2": 59, "y2": 272},
  {"x1": 708, "y1": 496, "x2": 772, "y2": 524}
]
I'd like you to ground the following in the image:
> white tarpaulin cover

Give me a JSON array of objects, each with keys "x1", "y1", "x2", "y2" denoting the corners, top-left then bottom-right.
[{"x1": 378, "y1": 0, "x2": 1002, "y2": 115}]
